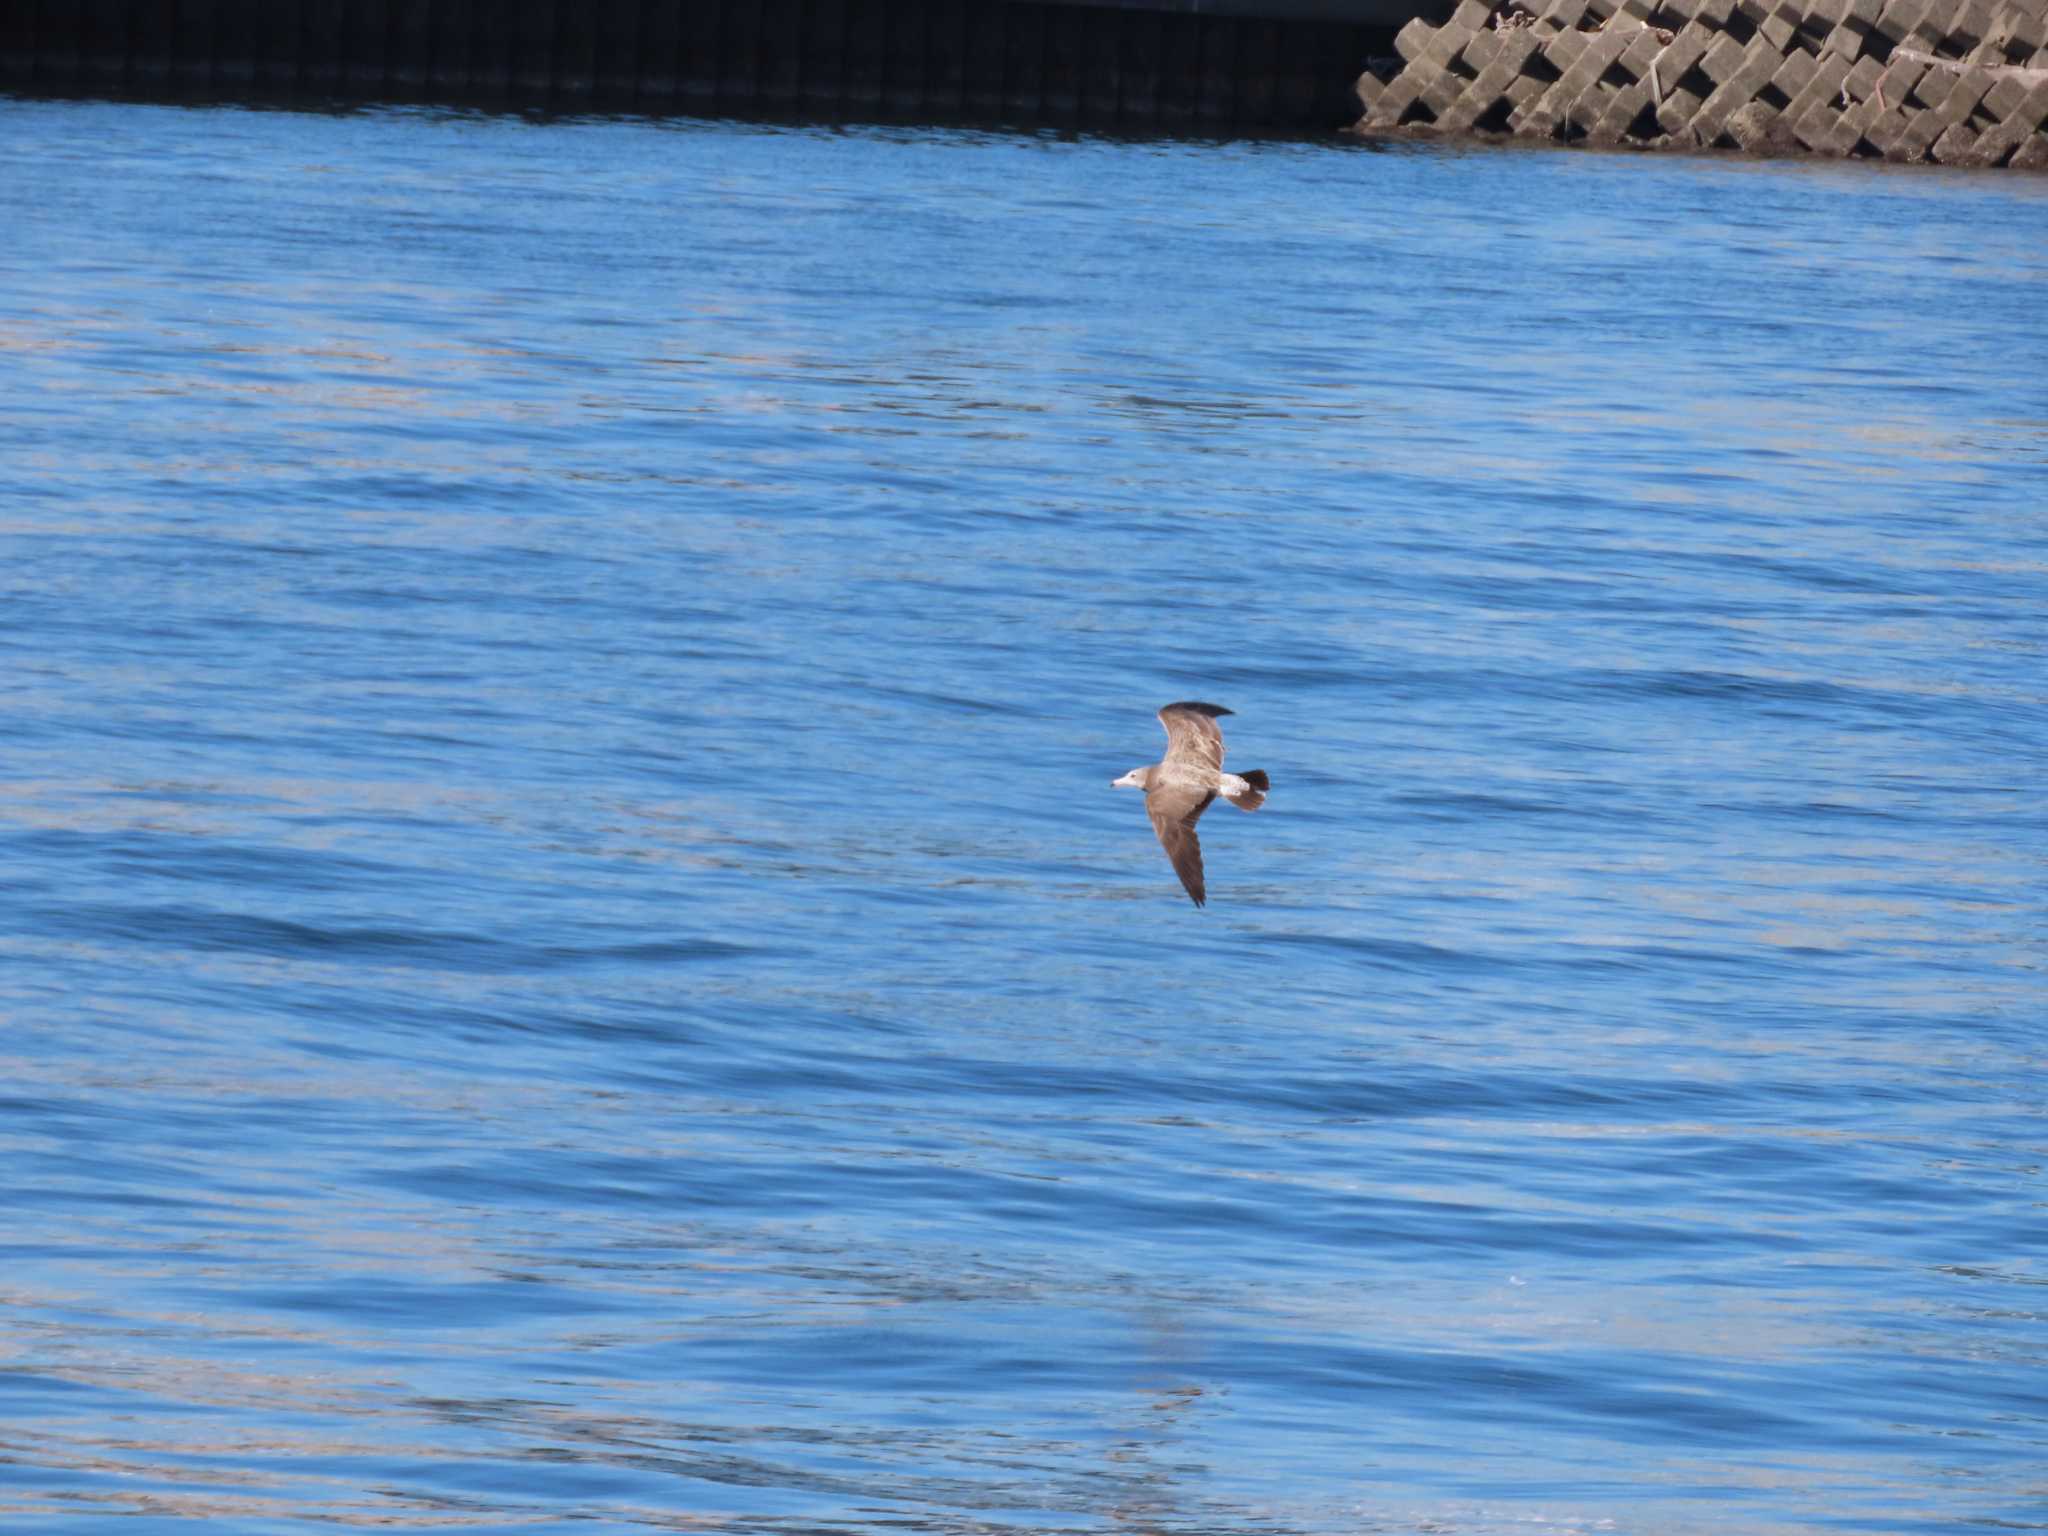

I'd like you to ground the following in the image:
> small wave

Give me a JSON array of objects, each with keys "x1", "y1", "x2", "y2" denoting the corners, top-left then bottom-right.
[{"x1": 44, "y1": 900, "x2": 770, "y2": 974}]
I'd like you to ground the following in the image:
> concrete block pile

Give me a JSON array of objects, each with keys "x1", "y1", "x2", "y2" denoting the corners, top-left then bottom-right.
[{"x1": 1354, "y1": 0, "x2": 2048, "y2": 167}]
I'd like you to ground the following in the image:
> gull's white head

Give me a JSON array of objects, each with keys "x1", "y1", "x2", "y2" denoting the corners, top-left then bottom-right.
[{"x1": 1111, "y1": 767, "x2": 1151, "y2": 790}]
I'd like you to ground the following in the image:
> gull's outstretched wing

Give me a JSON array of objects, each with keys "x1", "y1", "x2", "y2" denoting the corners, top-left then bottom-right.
[
  {"x1": 1158, "y1": 701, "x2": 1231, "y2": 772},
  {"x1": 1146, "y1": 779, "x2": 1218, "y2": 907}
]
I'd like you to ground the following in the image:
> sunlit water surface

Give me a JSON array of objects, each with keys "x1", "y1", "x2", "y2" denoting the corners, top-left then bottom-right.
[{"x1": 2, "y1": 95, "x2": 2046, "y2": 1535}]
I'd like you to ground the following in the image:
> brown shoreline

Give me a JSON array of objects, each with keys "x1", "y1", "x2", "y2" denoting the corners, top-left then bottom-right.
[{"x1": 1352, "y1": 0, "x2": 2048, "y2": 170}]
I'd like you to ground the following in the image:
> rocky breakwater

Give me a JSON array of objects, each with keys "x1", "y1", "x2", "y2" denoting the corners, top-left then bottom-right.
[{"x1": 1353, "y1": 0, "x2": 2048, "y2": 168}]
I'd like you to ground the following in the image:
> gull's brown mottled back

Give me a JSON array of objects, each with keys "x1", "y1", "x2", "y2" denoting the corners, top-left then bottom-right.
[{"x1": 1111, "y1": 702, "x2": 1270, "y2": 907}]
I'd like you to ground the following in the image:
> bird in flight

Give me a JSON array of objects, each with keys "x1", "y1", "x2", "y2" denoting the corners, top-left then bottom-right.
[{"x1": 1112, "y1": 702, "x2": 1269, "y2": 907}]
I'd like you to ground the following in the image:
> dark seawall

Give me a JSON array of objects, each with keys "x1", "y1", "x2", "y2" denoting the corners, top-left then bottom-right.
[{"x1": 0, "y1": 0, "x2": 1448, "y2": 129}]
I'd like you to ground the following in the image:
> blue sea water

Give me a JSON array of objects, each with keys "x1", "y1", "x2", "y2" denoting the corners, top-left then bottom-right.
[{"x1": 1, "y1": 94, "x2": 2045, "y2": 1534}]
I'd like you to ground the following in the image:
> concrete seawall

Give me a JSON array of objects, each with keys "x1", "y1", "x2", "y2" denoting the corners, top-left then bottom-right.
[
  {"x1": 1353, "y1": 0, "x2": 2048, "y2": 167},
  {"x1": 0, "y1": 0, "x2": 1444, "y2": 130}
]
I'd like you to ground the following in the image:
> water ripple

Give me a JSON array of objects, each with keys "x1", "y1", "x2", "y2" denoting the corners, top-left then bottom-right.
[{"x1": 1, "y1": 97, "x2": 2044, "y2": 1536}]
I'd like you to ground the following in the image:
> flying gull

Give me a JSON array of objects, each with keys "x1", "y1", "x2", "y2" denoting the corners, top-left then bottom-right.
[{"x1": 1112, "y1": 702, "x2": 1269, "y2": 907}]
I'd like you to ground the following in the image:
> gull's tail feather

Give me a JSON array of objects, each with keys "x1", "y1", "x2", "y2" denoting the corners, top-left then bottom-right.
[{"x1": 1229, "y1": 769, "x2": 1269, "y2": 812}]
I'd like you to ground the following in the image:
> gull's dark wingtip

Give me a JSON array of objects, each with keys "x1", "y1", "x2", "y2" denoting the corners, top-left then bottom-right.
[{"x1": 1160, "y1": 701, "x2": 1232, "y2": 718}]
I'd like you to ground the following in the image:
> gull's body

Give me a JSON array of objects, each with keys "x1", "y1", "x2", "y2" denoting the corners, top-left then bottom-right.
[{"x1": 1112, "y1": 702, "x2": 1269, "y2": 907}]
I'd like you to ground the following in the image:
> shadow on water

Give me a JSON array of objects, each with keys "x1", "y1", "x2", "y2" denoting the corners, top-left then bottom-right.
[{"x1": 3, "y1": 82, "x2": 1413, "y2": 156}]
